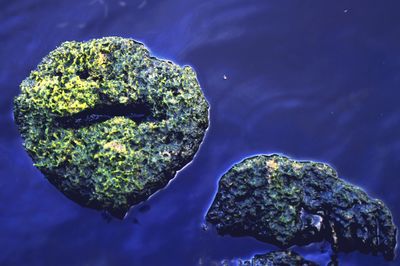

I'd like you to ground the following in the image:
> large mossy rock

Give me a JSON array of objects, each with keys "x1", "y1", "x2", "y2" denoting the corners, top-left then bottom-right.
[
  {"x1": 14, "y1": 37, "x2": 209, "y2": 218},
  {"x1": 206, "y1": 154, "x2": 397, "y2": 260}
]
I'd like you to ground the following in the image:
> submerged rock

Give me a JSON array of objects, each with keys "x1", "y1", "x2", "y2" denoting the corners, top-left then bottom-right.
[
  {"x1": 206, "y1": 155, "x2": 397, "y2": 260},
  {"x1": 239, "y1": 250, "x2": 318, "y2": 266},
  {"x1": 14, "y1": 37, "x2": 209, "y2": 218}
]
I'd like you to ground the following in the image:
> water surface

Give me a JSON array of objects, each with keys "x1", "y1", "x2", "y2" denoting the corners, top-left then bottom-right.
[{"x1": 1, "y1": 0, "x2": 399, "y2": 265}]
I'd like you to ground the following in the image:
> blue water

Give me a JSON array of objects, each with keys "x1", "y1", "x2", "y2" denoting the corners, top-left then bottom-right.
[{"x1": 1, "y1": 0, "x2": 399, "y2": 265}]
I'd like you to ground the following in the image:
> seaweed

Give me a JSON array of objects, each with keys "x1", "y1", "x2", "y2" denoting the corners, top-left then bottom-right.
[
  {"x1": 206, "y1": 154, "x2": 397, "y2": 260},
  {"x1": 14, "y1": 37, "x2": 209, "y2": 218}
]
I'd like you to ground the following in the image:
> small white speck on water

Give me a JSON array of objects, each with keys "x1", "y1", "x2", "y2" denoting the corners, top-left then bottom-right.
[
  {"x1": 223, "y1": 75, "x2": 227, "y2": 80},
  {"x1": 344, "y1": 9, "x2": 349, "y2": 13}
]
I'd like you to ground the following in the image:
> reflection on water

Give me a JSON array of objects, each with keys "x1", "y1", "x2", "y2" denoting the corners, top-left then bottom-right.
[{"x1": 1, "y1": 0, "x2": 399, "y2": 265}]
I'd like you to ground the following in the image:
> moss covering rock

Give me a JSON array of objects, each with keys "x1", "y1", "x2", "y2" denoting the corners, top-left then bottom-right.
[
  {"x1": 239, "y1": 250, "x2": 318, "y2": 266},
  {"x1": 206, "y1": 154, "x2": 397, "y2": 260},
  {"x1": 14, "y1": 37, "x2": 209, "y2": 218}
]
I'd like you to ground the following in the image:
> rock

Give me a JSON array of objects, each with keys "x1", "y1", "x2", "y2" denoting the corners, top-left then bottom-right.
[
  {"x1": 206, "y1": 155, "x2": 397, "y2": 260},
  {"x1": 239, "y1": 250, "x2": 318, "y2": 266},
  {"x1": 14, "y1": 37, "x2": 209, "y2": 218}
]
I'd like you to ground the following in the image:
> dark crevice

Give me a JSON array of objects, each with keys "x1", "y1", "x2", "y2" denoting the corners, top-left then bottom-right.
[
  {"x1": 56, "y1": 102, "x2": 164, "y2": 129},
  {"x1": 77, "y1": 69, "x2": 90, "y2": 79},
  {"x1": 176, "y1": 132, "x2": 184, "y2": 141}
]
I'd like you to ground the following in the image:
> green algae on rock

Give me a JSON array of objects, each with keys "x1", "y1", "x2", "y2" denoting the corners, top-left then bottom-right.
[
  {"x1": 14, "y1": 37, "x2": 209, "y2": 218},
  {"x1": 239, "y1": 250, "x2": 318, "y2": 266},
  {"x1": 206, "y1": 155, "x2": 397, "y2": 260}
]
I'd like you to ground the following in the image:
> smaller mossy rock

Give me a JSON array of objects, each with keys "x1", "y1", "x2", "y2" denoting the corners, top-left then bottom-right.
[
  {"x1": 239, "y1": 250, "x2": 318, "y2": 266},
  {"x1": 206, "y1": 155, "x2": 397, "y2": 260},
  {"x1": 14, "y1": 37, "x2": 209, "y2": 218}
]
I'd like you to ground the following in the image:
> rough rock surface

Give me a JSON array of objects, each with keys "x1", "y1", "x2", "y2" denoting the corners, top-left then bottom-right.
[
  {"x1": 14, "y1": 37, "x2": 209, "y2": 218},
  {"x1": 239, "y1": 250, "x2": 318, "y2": 266},
  {"x1": 206, "y1": 154, "x2": 397, "y2": 260}
]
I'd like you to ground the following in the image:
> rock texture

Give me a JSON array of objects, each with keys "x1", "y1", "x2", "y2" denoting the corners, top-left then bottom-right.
[
  {"x1": 206, "y1": 154, "x2": 397, "y2": 260},
  {"x1": 14, "y1": 37, "x2": 209, "y2": 218},
  {"x1": 239, "y1": 250, "x2": 318, "y2": 266}
]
